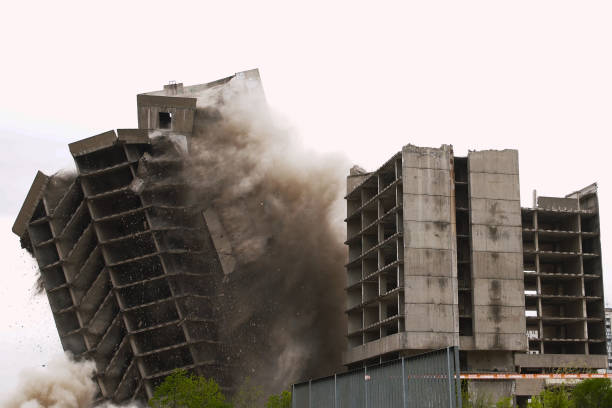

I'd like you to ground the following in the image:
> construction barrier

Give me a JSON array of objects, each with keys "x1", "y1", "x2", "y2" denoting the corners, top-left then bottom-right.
[
  {"x1": 292, "y1": 347, "x2": 462, "y2": 408},
  {"x1": 461, "y1": 373, "x2": 612, "y2": 380}
]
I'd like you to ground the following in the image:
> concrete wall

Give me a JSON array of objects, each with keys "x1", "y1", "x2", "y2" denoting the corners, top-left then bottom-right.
[
  {"x1": 401, "y1": 144, "x2": 459, "y2": 350},
  {"x1": 136, "y1": 95, "x2": 196, "y2": 133},
  {"x1": 515, "y1": 353, "x2": 607, "y2": 369},
  {"x1": 468, "y1": 380, "x2": 514, "y2": 405},
  {"x1": 469, "y1": 150, "x2": 527, "y2": 351}
]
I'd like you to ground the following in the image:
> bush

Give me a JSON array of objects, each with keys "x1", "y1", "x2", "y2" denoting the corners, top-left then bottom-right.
[
  {"x1": 148, "y1": 369, "x2": 230, "y2": 408},
  {"x1": 528, "y1": 386, "x2": 570, "y2": 408},
  {"x1": 265, "y1": 390, "x2": 291, "y2": 408},
  {"x1": 571, "y1": 378, "x2": 612, "y2": 408}
]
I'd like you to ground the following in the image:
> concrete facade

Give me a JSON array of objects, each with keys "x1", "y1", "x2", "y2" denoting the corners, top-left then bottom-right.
[
  {"x1": 12, "y1": 70, "x2": 262, "y2": 404},
  {"x1": 605, "y1": 308, "x2": 612, "y2": 372},
  {"x1": 344, "y1": 145, "x2": 607, "y2": 397}
]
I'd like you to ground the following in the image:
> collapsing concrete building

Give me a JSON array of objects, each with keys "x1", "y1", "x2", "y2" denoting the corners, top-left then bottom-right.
[
  {"x1": 344, "y1": 146, "x2": 606, "y2": 402},
  {"x1": 12, "y1": 71, "x2": 264, "y2": 403}
]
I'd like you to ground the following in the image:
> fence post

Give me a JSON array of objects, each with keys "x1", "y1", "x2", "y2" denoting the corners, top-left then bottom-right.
[
  {"x1": 364, "y1": 366, "x2": 368, "y2": 408},
  {"x1": 446, "y1": 347, "x2": 454, "y2": 408},
  {"x1": 402, "y1": 357, "x2": 407, "y2": 408},
  {"x1": 454, "y1": 347, "x2": 462, "y2": 408},
  {"x1": 334, "y1": 374, "x2": 337, "y2": 408},
  {"x1": 309, "y1": 379, "x2": 312, "y2": 408},
  {"x1": 292, "y1": 383, "x2": 295, "y2": 408}
]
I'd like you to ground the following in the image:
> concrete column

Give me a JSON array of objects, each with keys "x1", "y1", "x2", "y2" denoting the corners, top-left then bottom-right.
[
  {"x1": 401, "y1": 144, "x2": 459, "y2": 350},
  {"x1": 468, "y1": 150, "x2": 527, "y2": 352}
]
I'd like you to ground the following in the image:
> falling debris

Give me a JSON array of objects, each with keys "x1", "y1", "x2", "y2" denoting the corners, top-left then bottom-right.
[{"x1": 11, "y1": 70, "x2": 349, "y2": 405}]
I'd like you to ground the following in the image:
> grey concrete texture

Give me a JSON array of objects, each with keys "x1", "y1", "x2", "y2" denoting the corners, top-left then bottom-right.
[
  {"x1": 470, "y1": 252, "x2": 524, "y2": 280},
  {"x1": 403, "y1": 303, "x2": 456, "y2": 332},
  {"x1": 137, "y1": 105, "x2": 195, "y2": 133},
  {"x1": 467, "y1": 350, "x2": 515, "y2": 372},
  {"x1": 402, "y1": 167, "x2": 452, "y2": 197},
  {"x1": 514, "y1": 353, "x2": 607, "y2": 369},
  {"x1": 404, "y1": 248, "x2": 456, "y2": 277},
  {"x1": 346, "y1": 174, "x2": 370, "y2": 195},
  {"x1": 537, "y1": 196, "x2": 579, "y2": 210},
  {"x1": 474, "y1": 333, "x2": 528, "y2": 351},
  {"x1": 116, "y1": 128, "x2": 152, "y2": 144},
  {"x1": 68, "y1": 130, "x2": 117, "y2": 157},
  {"x1": 401, "y1": 144, "x2": 453, "y2": 171},
  {"x1": 403, "y1": 193, "x2": 452, "y2": 222},
  {"x1": 404, "y1": 276, "x2": 456, "y2": 304},
  {"x1": 471, "y1": 225, "x2": 523, "y2": 253},
  {"x1": 469, "y1": 173, "x2": 521, "y2": 201},
  {"x1": 514, "y1": 379, "x2": 546, "y2": 397},
  {"x1": 136, "y1": 94, "x2": 197, "y2": 109},
  {"x1": 472, "y1": 305, "x2": 526, "y2": 334},
  {"x1": 342, "y1": 331, "x2": 458, "y2": 364},
  {"x1": 472, "y1": 279, "x2": 526, "y2": 307},
  {"x1": 403, "y1": 220, "x2": 454, "y2": 250},
  {"x1": 13, "y1": 171, "x2": 50, "y2": 236},
  {"x1": 470, "y1": 198, "x2": 522, "y2": 227},
  {"x1": 202, "y1": 209, "x2": 236, "y2": 276},
  {"x1": 467, "y1": 149, "x2": 519, "y2": 175},
  {"x1": 468, "y1": 380, "x2": 514, "y2": 404}
]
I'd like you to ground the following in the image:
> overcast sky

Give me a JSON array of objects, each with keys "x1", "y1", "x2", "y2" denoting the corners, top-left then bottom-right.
[{"x1": 2, "y1": 0, "x2": 612, "y2": 397}]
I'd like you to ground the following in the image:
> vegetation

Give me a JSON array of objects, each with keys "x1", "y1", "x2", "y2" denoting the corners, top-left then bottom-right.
[
  {"x1": 571, "y1": 378, "x2": 612, "y2": 408},
  {"x1": 527, "y1": 386, "x2": 570, "y2": 408},
  {"x1": 264, "y1": 390, "x2": 291, "y2": 408},
  {"x1": 461, "y1": 378, "x2": 612, "y2": 408},
  {"x1": 149, "y1": 371, "x2": 612, "y2": 408},
  {"x1": 148, "y1": 369, "x2": 230, "y2": 408},
  {"x1": 148, "y1": 370, "x2": 292, "y2": 408}
]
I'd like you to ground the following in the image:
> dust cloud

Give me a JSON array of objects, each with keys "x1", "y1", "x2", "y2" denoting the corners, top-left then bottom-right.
[
  {"x1": 183, "y1": 78, "x2": 350, "y2": 394},
  {"x1": 10, "y1": 75, "x2": 351, "y2": 405},
  {"x1": 2, "y1": 353, "x2": 96, "y2": 408}
]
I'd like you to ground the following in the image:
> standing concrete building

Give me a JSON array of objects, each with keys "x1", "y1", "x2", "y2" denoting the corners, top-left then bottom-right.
[
  {"x1": 12, "y1": 70, "x2": 262, "y2": 404},
  {"x1": 605, "y1": 308, "x2": 612, "y2": 372},
  {"x1": 345, "y1": 145, "x2": 606, "y2": 400}
]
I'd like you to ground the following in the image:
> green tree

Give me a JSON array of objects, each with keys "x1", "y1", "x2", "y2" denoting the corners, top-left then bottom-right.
[
  {"x1": 571, "y1": 378, "x2": 612, "y2": 408},
  {"x1": 528, "y1": 387, "x2": 570, "y2": 408},
  {"x1": 265, "y1": 390, "x2": 291, "y2": 408},
  {"x1": 148, "y1": 369, "x2": 230, "y2": 408}
]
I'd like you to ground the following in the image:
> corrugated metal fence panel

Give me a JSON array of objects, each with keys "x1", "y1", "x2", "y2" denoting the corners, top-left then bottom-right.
[
  {"x1": 310, "y1": 377, "x2": 335, "y2": 408},
  {"x1": 367, "y1": 361, "x2": 404, "y2": 408},
  {"x1": 337, "y1": 369, "x2": 365, "y2": 408},
  {"x1": 293, "y1": 347, "x2": 460, "y2": 408},
  {"x1": 293, "y1": 382, "x2": 309, "y2": 408},
  {"x1": 405, "y1": 349, "x2": 453, "y2": 408}
]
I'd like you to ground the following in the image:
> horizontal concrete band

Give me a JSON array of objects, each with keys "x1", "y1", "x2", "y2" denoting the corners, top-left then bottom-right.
[
  {"x1": 13, "y1": 171, "x2": 50, "y2": 236},
  {"x1": 515, "y1": 353, "x2": 607, "y2": 369},
  {"x1": 468, "y1": 150, "x2": 519, "y2": 175},
  {"x1": 343, "y1": 331, "x2": 458, "y2": 365},
  {"x1": 69, "y1": 130, "x2": 117, "y2": 157},
  {"x1": 117, "y1": 129, "x2": 151, "y2": 144},
  {"x1": 137, "y1": 94, "x2": 197, "y2": 109}
]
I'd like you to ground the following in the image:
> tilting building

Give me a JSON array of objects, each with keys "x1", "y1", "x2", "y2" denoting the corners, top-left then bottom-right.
[
  {"x1": 12, "y1": 70, "x2": 262, "y2": 403},
  {"x1": 344, "y1": 145, "x2": 606, "y2": 399}
]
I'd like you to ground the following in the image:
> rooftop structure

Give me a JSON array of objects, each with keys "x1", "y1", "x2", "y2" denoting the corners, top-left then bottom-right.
[
  {"x1": 344, "y1": 145, "x2": 606, "y2": 401},
  {"x1": 12, "y1": 70, "x2": 263, "y2": 404}
]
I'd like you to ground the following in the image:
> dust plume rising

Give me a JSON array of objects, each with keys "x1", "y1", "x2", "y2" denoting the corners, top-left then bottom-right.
[
  {"x1": 184, "y1": 78, "x2": 350, "y2": 393},
  {"x1": 2, "y1": 353, "x2": 96, "y2": 408}
]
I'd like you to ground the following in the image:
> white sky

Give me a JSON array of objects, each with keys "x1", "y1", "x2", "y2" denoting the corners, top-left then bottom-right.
[{"x1": 1, "y1": 0, "x2": 612, "y2": 397}]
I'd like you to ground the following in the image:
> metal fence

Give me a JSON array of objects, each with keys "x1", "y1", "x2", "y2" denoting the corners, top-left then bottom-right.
[{"x1": 292, "y1": 347, "x2": 461, "y2": 408}]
